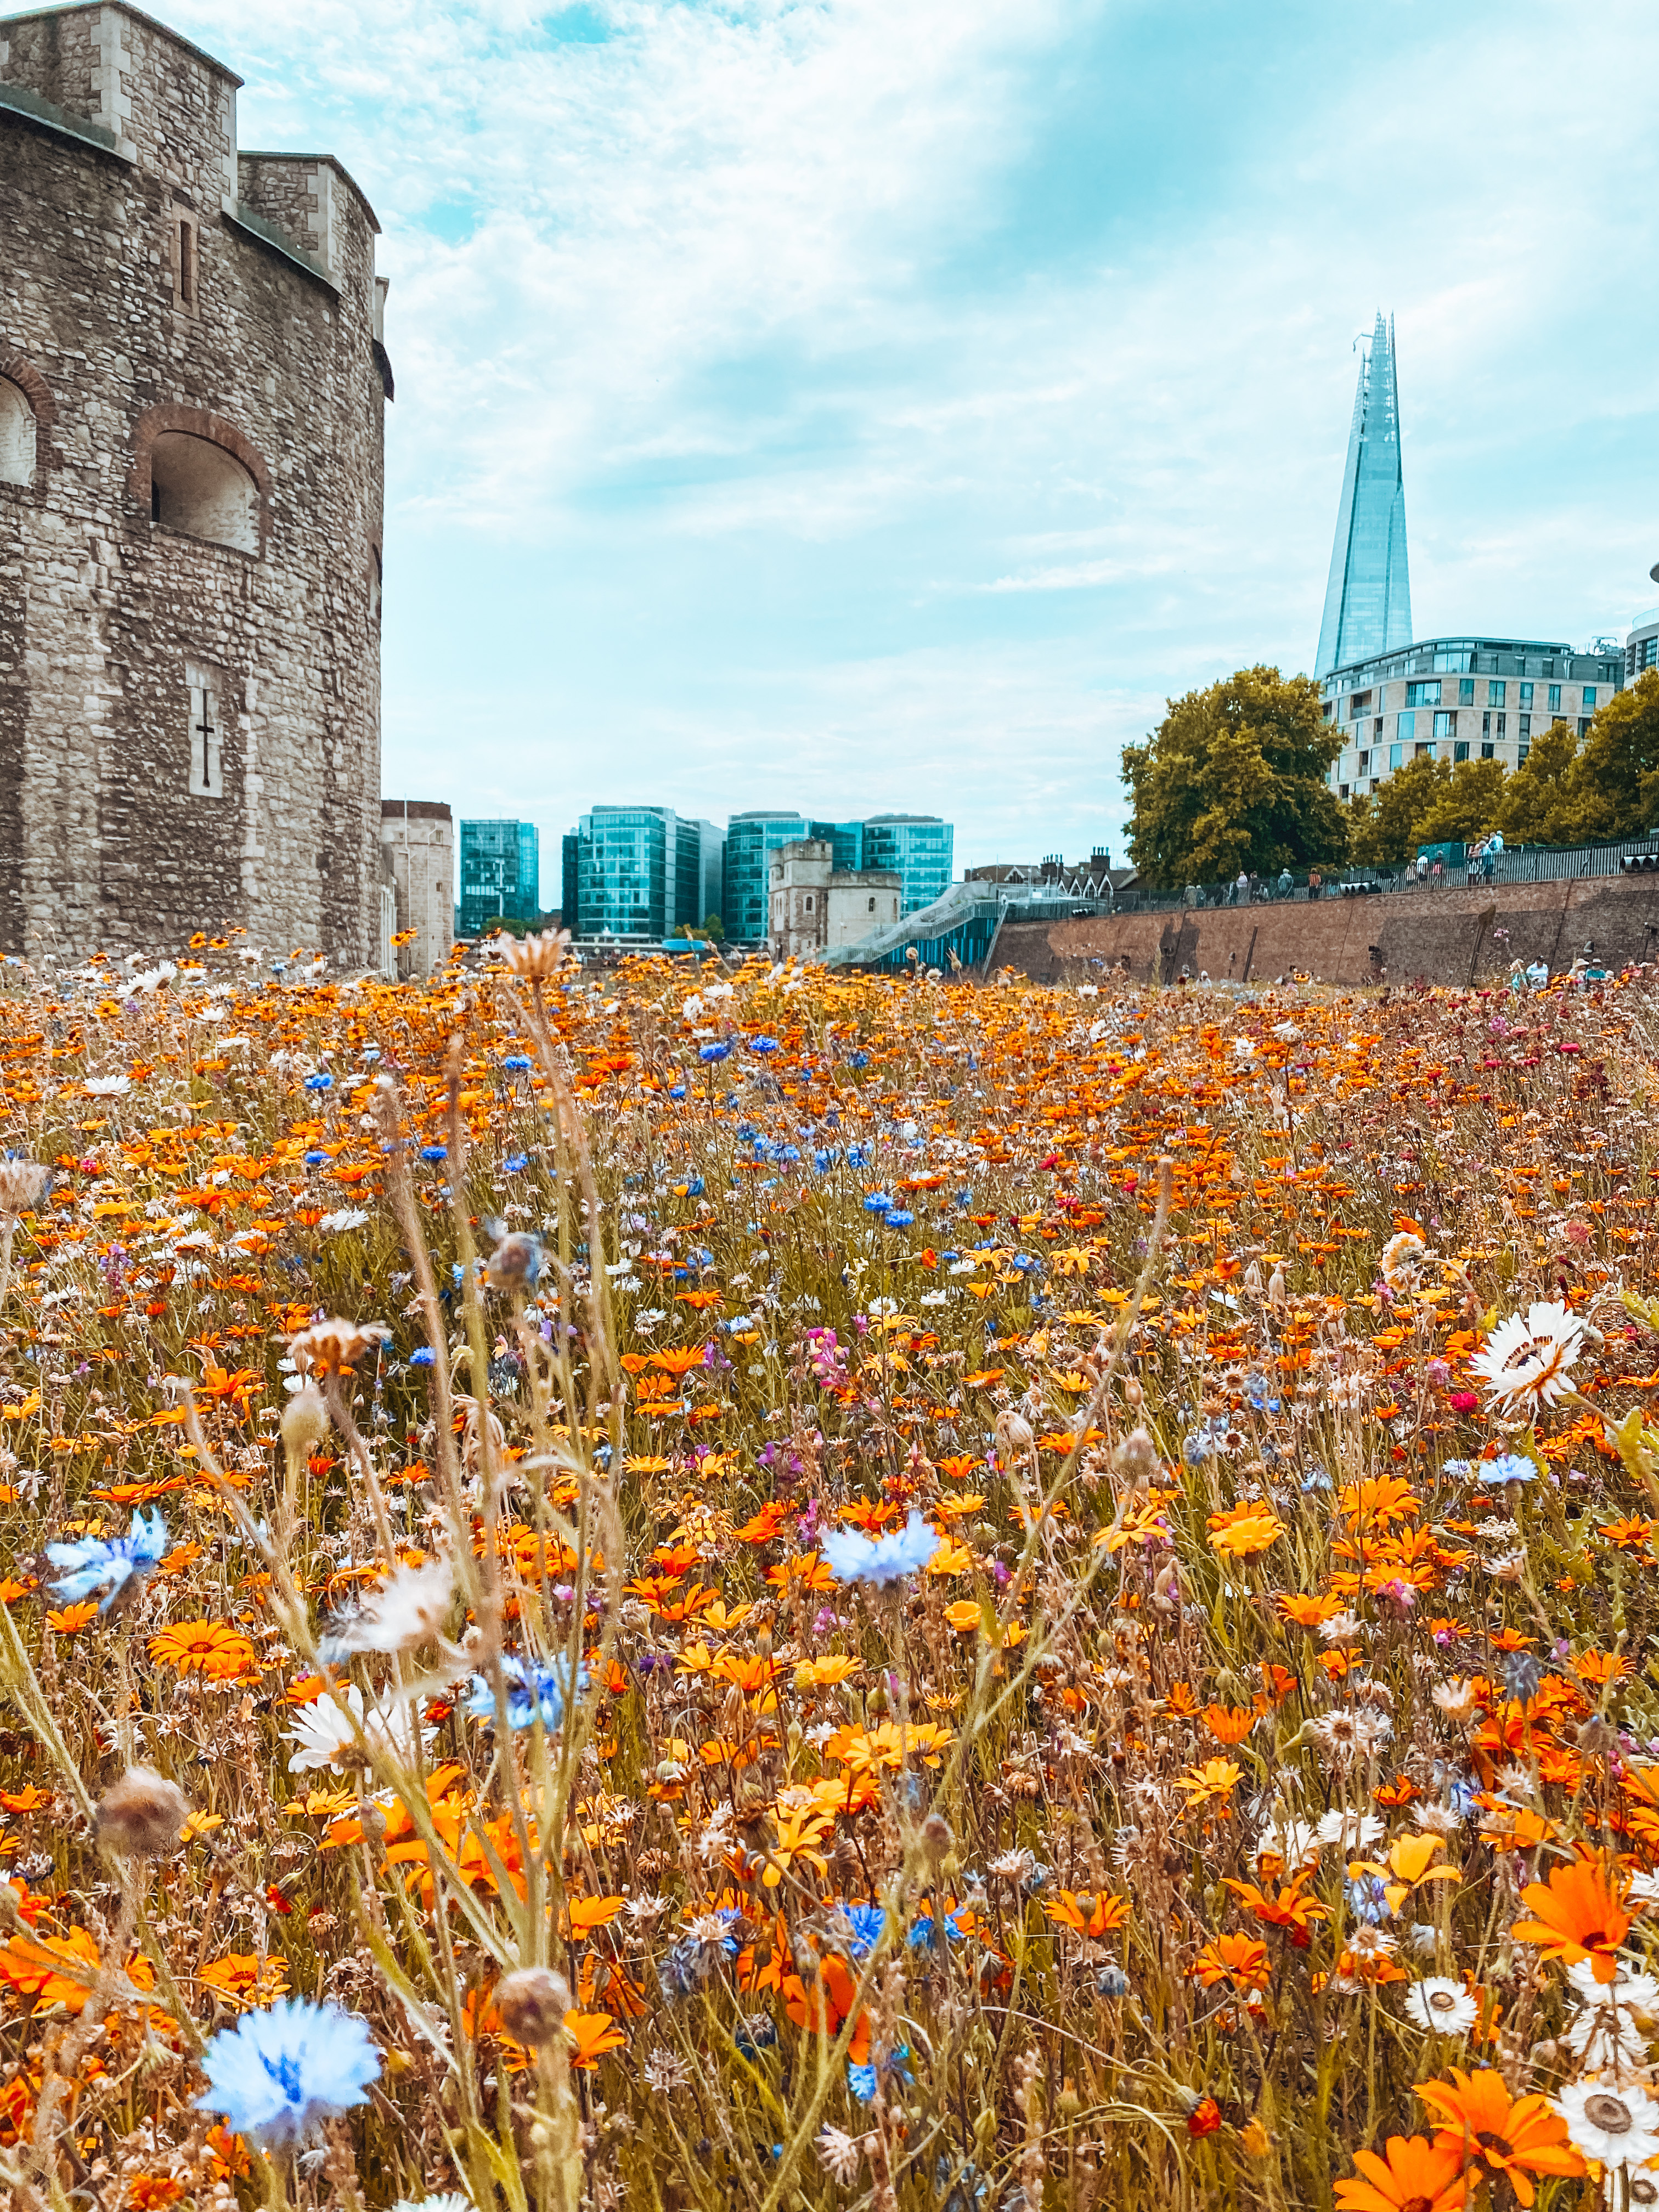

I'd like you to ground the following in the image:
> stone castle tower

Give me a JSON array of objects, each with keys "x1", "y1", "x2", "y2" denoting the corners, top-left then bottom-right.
[{"x1": 0, "y1": 2, "x2": 388, "y2": 962}]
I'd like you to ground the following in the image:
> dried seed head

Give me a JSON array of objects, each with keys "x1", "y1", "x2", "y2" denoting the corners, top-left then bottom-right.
[
  {"x1": 919, "y1": 1811, "x2": 953, "y2": 1865},
  {"x1": 0, "y1": 1159, "x2": 51, "y2": 1220},
  {"x1": 281, "y1": 1382, "x2": 330, "y2": 1458},
  {"x1": 496, "y1": 928, "x2": 571, "y2": 982},
  {"x1": 484, "y1": 1230, "x2": 543, "y2": 1291},
  {"x1": 494, "y1": 1966, "x2": 573, "y2": 2047},
  {"x1": 93, "y1": 1767, "x2": 191, "y2": 1859},
  {"x1": 1113, "y1": 1427, "x2": 1158, "y2": 1489},
  {"x1": 287, "y1": 1317, "x2": 391, "y2": 1379}
]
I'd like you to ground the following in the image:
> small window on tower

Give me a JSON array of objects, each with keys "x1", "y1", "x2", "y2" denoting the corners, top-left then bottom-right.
[
  {"x1": 172, "y1": 212, "x2": 199, "y2": 313},
  {"x1": 186, "y1": 666, "x2": 224, "y2": 798}
]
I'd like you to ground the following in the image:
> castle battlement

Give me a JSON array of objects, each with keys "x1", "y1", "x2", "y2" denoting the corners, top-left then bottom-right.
[{"x1": 0, "y1": 4, "x2": 379, "y2": 295}]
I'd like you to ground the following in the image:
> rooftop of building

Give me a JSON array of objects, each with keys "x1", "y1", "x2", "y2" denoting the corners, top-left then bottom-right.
[
  {"x1": 1322, "y1": 634, "x2": 1623, "y2": 691},
  {"x1": 381, "y1": 800, "x2": 452, "y2": 822}
]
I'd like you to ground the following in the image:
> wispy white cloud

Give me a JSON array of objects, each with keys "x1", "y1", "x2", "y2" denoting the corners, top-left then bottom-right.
[{"x1": 165, "y1": 0, "x2": 1659, "y2": 877}]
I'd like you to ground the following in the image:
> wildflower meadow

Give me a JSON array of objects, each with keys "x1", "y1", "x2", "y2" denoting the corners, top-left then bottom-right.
[{"x1": 4, "y1": 929, "x2": 1659, "y2": 2212}]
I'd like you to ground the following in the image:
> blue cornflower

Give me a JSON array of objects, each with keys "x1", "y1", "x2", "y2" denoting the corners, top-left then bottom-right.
[
  {"x1": 465, "y1": 1653, "x2": 588, "y2": 1733},
  {"x1": 303, "y1": 1071, "x2": 333, "y2": 1092},
  {"x1": 848, "y1": 1052, "x2": 871, "y2": 1072},
  {"x1": 821, "y1": 1509, "x2": 939, "y2": 1588},
  {"x1": 906, "y1": 1905, "x2": 968, "y2": 1952},
  {"x1": 502, "y1": 1054, "x2": 532, "y2": 1071},
  {"x1": 409, "y1": 1346, "x2": 436, "y2": 1368},
  {"x1": 812, "y1": 1149, "x2": 834, "y2": 1172},
  {"x1": 842, "y1": 1904, "x2": 887, "y2": 1960},
  {"x1": 195, "y1": 1997, "x2": 380, "y2": 2148},
  {"x1": 699, "y1": 1042, "x2": 731, "y2": 1064},
  {"x1": 684, "y1": 1175, "x2": 705, "y2": 1199},
  {"x1": 669, "y1": 1084, "x2": 687, "y2": 1099},
  {"x1": 848, "y1": 2046, "x2": 911, "y2": 2103},
  {"x1": 846, "y1": 1143, "x2": 869, "y2": 1169},
  {"x1": 419, "y1": 1144, "x2": 448, "y2": 1162},
  {"x1": 863, "y1": 1192, "x2": 893, "y2": 1214},
  {"x1": 884, "y1": 1209, "x2": 915, "y2": 1229},
  {"x1": 303, "y1": 1150, "x2": 328, "y2": 1167},
  {"x1": 751, "y1": 1036, "x2": 780, "y2": 1054},
  {"x1": 1480, "y1": 1453, "x2": 1536, "y2": 1487},
  {"x1": 47, "y1": 1507, "x2": 167, "y2": 1611},
  {"x1": 503, "y1": 1153, "x2": 529, "y2": 1173},
  {"x1": 1345, "y1": 1874, "x2": 1392, "y2": 1926}
]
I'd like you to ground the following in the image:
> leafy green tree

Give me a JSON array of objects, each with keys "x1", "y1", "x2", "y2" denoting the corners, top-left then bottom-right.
[
  {"x1": 1552, "y1": 671, "x2": 1659, "y2": 843},
  {"x1": 1345, "y1": 752, "x2": 1446, "y2": 866},
  {"x1": 1417, "y1": 758, "x2": 1508, "y2": 846},
  {"x1": 701, "y1": 912, "x2": 726, "y2": 942},
  {"x1": 1122, "y1": 665, "x2": 1347, "y2": 889},
  {"x1": 1495, "y1": 720, "x2": 1581, "y2": 845}
]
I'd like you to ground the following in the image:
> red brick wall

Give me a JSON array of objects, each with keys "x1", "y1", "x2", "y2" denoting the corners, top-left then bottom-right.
[{"x1": 992, "y1": 876, "x2": 1659, "y2": 988}]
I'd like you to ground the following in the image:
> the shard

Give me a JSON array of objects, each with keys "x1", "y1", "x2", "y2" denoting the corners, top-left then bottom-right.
[{"x1": 1314, "y1": 312, "x2": 1412, "y2": 676}]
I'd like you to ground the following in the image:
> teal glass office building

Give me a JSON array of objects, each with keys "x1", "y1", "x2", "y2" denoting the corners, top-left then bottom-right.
[
  {"x1": 862, "y1": 815, "x2": 953, "y2": 916},
  {"x1": 567, "y1": 808, "x2": 723, "y2": 938},
  {"x1": 723, "y1": 811, "x2": 952, "y2": 940},
  {"x1": 458, "y1": 819, "x2": 540, "y2": 936}
]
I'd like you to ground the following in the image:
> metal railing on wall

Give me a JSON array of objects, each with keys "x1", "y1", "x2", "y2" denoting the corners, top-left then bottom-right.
[{"x1": 1118, "y1": 834, "x2": 1659, "y2": 913}]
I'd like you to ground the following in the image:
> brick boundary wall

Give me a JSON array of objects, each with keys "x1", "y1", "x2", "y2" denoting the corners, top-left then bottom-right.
[{"x1": 989, "y1": 874, "x2": 1659, "y2": 989}]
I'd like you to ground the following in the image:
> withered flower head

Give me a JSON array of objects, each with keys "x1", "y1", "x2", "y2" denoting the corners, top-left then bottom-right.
[
  {"x1": 493, "y1": 1966, "x2": 572, "y2": 2047},
  {"x1": 0, "y1": 1159, "x2": 51, "y2": 1221},
  {"x1": 287, "y1": 1317, "x2": 392, "y2": 1378},
  {"x1": 496, "y1": 928, "x2": 571, "y2": 981},
  {"x1": 93, "y1": 1766, "x2": 191, "y2": 1859}
]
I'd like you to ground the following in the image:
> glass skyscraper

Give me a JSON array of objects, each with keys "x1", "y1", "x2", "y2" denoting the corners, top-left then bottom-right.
[
  {"x1": 567, "y1": 809, "x2": 723, "y2": 938},
  {"x1": 1315, "y1": 312, "x2": 1412, "y2": 678},
  {"x1": 722, "y1": 810, "x2": 952, "y2": 939},
  {"x1": 861, "y1": 815, "x2": 953, "y2": 916},
  {"x1": 723, "y1": 812, "x2": 809, "y2": 942},
  {"x1": 458, "y1": 819, "x2": 540, "y2": 936}
]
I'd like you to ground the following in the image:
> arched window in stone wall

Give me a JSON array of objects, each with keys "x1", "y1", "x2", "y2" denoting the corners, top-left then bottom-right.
[
  {"x1": 150, "y1": 432, "x2": 259, "y2": 553},
  {"x1": 0, "y1": 377, "x2": 34, "y2": 487}
]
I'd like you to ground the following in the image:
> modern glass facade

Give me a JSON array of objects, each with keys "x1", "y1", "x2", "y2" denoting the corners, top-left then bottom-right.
[
  {"x1": 567, "y1": 809, "x2": 719, "y2": 937},
  {"x1": 458, "y1": 819, "x2": 540, "y2": 936},
  {"x1": 573, "y1": 808, "x2": 672, "y2": 938},
  {"x1": 1316, "y1": 312, "x2": 1412, "y2": 678},
  {"x1": 723, "y1": 813, "x2": 809, "y2": 942},
  {"x1": 723, "y1": 811, "x2": 952, "y2": 937},
  {"x1": 861, "y1": 816, "x2": 954, "y2": 916},
  {"x1": 810, "y1": 819, "x2": 866, "y2": 873}
]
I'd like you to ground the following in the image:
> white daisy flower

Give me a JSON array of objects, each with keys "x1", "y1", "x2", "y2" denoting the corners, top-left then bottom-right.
[
  {"x1": 1403, "y1": 1978, "x2": 1477, "y2": 2035},
  {"x1": 1468, "y1": 1299, "x2": 1588, "y2": 1412},
  {"x1": 1556, "y1": 2080, "x2": 1659, "y2": 2170},
  {"x1": 285, "y1": 1684, "x2": 432, "y2": 1774},
  {"x1": 1314, "y1": 1807, "x2": 1383, "y2": 1851}
]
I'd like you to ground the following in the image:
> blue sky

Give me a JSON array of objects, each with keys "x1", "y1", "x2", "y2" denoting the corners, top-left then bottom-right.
[{"x1": 180, "y1": 0, "x2": 1659, "y2": 896}]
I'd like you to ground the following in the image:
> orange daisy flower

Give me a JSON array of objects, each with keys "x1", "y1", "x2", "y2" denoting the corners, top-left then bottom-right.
[
  {"x1": 1334, "y1": 2135, "x2": 1468, "y2": 2212},
  {"x1": 1510, "y1": 1858, "x2": 1631, "y2": 1983},
  {"x1": 1416, "y1": 2068, "x2": 1584, "y2": 2205}
]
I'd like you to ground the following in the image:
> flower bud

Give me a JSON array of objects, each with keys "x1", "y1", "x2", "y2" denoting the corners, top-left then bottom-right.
[
  {"x1": 93, "y1": 1767, "x2": 191, "y2": 1859},
  {"x1": 282, "y1": 1383, "x2": 329, "y2": 1460},
  {"x1": 919, "y1": 1811, "x2": 953, "y2": 1865},
  {"x1": 494, "y1": 1966, "x2": 572, "y2": 2048}
]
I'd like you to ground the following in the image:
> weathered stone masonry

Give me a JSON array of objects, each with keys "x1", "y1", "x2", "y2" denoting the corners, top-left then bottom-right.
[{"x1": 0, "y1": 1, "x2": 388, "y2": 961}]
